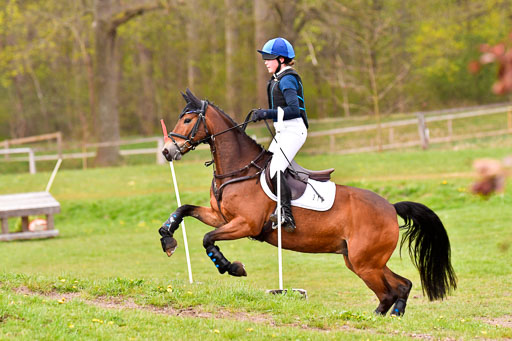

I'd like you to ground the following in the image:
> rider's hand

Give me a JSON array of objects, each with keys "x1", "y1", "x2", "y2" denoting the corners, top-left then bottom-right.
[{"x1": 252, "y1": 109, "x2": 268, "y2": 121}]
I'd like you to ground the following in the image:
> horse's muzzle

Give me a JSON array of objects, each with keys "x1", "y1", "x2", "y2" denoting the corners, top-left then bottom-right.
[{"x1": 162, "y1": 144, "x2": 182, "y2": 161}]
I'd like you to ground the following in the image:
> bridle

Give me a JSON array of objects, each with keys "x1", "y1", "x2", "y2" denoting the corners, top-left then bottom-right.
[
  {"x1": 167, "y1": 100, "x2": 257, "y2": 155},
  {"x1": 167, "y1": 100, "x2": 211, "y2": 155}
]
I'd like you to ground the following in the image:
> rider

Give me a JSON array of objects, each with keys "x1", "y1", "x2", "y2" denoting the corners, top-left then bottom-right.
[{"x1": 252, "y1": 37, "x2": 309, "y2": 232}]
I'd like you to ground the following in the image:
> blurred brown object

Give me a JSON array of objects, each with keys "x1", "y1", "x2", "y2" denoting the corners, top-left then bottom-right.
[
  {"x1": 471, "y1": 32, "x2": 512, "y2": 95},
  {"x1": 471, "y1": 158, "x2": 511, "y2": 196}
]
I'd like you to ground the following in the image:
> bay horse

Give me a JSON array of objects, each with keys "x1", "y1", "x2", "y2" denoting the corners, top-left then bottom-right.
[{"x1": 158, "y1": 89, "x2": 457, "y2": 316}]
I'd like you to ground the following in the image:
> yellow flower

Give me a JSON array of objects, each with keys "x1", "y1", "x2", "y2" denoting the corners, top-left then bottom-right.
[
  {"x1": 108, "y1": 321, "x2": 114, "y2": 325},
  {"x1": 442, "y1": 180, "x2": 447, "y2": 185},
  {"x1": 92, "y1": 318, "x2": 104, "y2": 324},
  {"x1": 246, "y1": 328, "x2": 254, "y2": 332},
  {"x1": 213, "y1": 329, "x2": 220, "y2": 334},
  {"x1": 68, "y1": 324, "x2": 74, "y2": 329},
  {"x1": 58, "y1": 298, "x2": 66, "y2": 304},
  {"x1": 60, "y1": 279, "x2": 66, "y2": 282}
]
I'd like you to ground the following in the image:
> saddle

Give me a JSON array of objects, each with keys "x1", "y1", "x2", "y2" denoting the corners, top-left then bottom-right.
[{"x1": 264, "y1": 160, "x2": 335, "y2": 200}]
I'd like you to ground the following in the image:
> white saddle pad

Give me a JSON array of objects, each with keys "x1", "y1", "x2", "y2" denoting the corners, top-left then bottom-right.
[{"x1": 259, "y1": 172, "x2": 336, "y2": 211}]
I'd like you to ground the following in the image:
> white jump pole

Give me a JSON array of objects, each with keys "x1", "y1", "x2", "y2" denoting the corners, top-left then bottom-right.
[
  {"x1": 45, "y1": 158, "x2": 62, "y2": 193},
  {"x1": 160, "y1": 119, "x2": 193, "y2": 284},
  {"x1": 169, "y1": 161, "x2": 193, "y2": 284},
  {"x1": 276, "y1": 107, "x2": 284, "y2": 291},
  {"x1": 266, "y1": 109, "x2": 307, "y2": 299}
]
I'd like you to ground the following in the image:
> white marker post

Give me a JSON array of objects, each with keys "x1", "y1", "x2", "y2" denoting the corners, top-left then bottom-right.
[
  {"x1": 276, "y1": 107, "x2": 284, "y2": 291},
  {"x1": 45, "y1": 158, "x2": 62, "y2": 193},
  {"x1": 169, "y1": 161, "x2": 194, "y2": 284},
  {"x1": 160, "y1": 119, "x2": 193, "y2": 284},
  {"x1": 266, "y1": 110, "x2": 307, "y2": 299}
]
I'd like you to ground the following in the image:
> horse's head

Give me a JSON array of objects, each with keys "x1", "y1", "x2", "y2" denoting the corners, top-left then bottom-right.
[{"x1": 162, "y1": 89, "x2": 211, "y2": 161}]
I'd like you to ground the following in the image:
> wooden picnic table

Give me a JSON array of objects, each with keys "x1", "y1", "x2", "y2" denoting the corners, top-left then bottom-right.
[{"x1": 0, "y1": 191, "x2": 60, "y2": 241}]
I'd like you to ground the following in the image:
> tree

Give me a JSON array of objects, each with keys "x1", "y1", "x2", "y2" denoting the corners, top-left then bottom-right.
[
  {"x1": 93, "y1": 0, "x2": 169, "y2": 166},
  {"x1": 253, "y1": 0, "x2": 273, "y2": 107}
]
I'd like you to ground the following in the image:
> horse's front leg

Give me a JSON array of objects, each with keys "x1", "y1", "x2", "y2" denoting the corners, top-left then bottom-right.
[
  {"x1": 159, "y1": 204, "x2": 224, "y2": 257},
  {"x1": 203, "y1": 216, "x2": 260, "y2": 277}
]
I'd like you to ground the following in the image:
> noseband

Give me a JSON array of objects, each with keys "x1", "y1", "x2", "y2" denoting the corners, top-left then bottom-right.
[{"x1": 168, "y1": 100, "x2": 211, "y2": 154}]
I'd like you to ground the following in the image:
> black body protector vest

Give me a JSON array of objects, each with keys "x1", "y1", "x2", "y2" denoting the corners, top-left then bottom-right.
[{"x1": 267, "y1": 68, "x2": 309, "y2": 128}]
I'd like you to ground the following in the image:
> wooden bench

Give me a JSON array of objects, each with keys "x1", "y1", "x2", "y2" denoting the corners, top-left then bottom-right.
[{"x1": 0, "y1": 192, "x2": 60, "y2": 241}]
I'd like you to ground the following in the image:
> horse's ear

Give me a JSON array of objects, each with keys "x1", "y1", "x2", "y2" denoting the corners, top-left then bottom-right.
[
  {"x1": 181, "y1": 91, "x2": 190, "y2": 103},
  {"x1": 186, "y1": 88, "x2": 202, "y2": 109}
]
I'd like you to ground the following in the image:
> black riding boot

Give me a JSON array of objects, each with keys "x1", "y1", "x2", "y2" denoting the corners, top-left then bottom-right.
[{"x1": 269, "y1": 171, "x2": 296, "y2": 232}]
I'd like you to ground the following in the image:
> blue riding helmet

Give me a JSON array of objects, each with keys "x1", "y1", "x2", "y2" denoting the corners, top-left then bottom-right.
[{"x1": 257, "y1": 37, "x2": 295, "y2": 60}]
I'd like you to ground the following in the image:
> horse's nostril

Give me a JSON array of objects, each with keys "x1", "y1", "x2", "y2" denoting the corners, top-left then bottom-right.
[{"x1": 162, "y1": 148, "x2": 169, "y2": 156}]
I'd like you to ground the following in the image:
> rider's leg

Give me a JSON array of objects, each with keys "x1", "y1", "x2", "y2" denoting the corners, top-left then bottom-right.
[
  {"x1": 270, "y1": 171, "x2": 296, "y2": 231},
  {"x1": 267, "y1": 121, "x2": 307, "y2": 232}
]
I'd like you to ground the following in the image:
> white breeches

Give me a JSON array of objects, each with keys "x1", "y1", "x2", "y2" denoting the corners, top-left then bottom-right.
[{"x1": 268, "y1": 118, "x2": 307, "y2": 177}]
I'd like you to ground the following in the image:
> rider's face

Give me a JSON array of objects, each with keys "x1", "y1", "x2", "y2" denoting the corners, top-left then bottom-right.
[{"x1": 264, "y1": 58, "x2": 280, "y2": 74}]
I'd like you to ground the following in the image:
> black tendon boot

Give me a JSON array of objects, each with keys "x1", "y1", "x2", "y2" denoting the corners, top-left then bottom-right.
[{"x1": 269, "y1": 171, "x2": 296, "y2": 232}]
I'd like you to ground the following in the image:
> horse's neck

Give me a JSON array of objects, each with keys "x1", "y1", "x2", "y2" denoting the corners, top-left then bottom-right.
[{"x1": 208, "y1": 117, "x2": 263, "y2": 176}]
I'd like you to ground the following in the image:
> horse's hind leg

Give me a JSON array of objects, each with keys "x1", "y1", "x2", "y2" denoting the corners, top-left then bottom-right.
[
  {"x1": 384, "y1": 267, "x2": 412, "y2": 316},
  {"x1": 344, "y1": 255, "x2": 412, "y2": 316}
]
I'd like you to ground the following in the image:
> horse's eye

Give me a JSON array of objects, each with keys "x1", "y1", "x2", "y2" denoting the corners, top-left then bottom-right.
[{"x1": 184, "y1": 118, "x2": 192, "y2": 124}]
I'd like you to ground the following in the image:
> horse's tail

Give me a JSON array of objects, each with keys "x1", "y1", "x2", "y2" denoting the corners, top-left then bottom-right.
[{"x1": 393, "y1": 201, "x2": 457, "y2": 301}]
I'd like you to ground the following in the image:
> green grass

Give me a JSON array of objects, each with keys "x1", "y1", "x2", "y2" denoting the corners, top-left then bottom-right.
[{"x1": 1, "y1": 147, "x2": 511, "y2": 339}]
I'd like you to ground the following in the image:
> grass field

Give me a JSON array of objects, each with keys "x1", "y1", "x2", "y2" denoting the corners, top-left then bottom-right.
[{"x1": 1, "y1": 145, "x2": 512, "y2": 340}]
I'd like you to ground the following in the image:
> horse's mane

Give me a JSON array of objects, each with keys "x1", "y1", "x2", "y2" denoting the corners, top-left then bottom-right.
[{"x1": 181, "y1": 89, "x2": 265, "y2": 150}]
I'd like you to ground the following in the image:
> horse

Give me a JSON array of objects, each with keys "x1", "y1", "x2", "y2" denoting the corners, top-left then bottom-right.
[{"x1": 158, "y1": 89, "x2": 457, "y2": 316}]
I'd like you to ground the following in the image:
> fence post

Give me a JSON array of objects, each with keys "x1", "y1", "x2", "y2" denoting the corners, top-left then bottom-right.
[
  {"x1": 3, "y1": 140, "x2": 8, "y2": 160},
  {"x1": 157, "y1": 139, "x2": 165, "y2": 164},
  {"x1": 388, "y1": 127, "x2": 394, "y2": 145},
  {"x1": 28, "y1": 148, "x2": 36, "y2": 174},
  {"x1": 417, "y1": 113, "x2": 429, "y2": 150},
  {"x1": 508, "y1": 107, "x2": 512, "y2": 132},
  {"x1": 329, "y1": 135, "x2": 335, "y2": 153},
  {"x1": 57, "y1": 132, "x2": 62, "y2": 159},
  {"x1": 447, "y1": 119, "x2": 453, "y2": 142}
]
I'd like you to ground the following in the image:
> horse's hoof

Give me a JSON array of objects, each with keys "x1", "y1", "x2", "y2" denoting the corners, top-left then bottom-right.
[
  {"x1": 161, "y1": 236, "x2": 178, "y2": 257},
  {"x1": 390, "y1": 298, "x2": 407, "y2": 317},
  {"x1": 228, "y1": 261, "x2": 247, "y2": 277}
]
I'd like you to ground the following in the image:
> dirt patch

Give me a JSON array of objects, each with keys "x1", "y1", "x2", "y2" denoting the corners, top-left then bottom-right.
[
  {"x1": 12, "y1": 286, "x2": 276, "y2": 326},
  {"x1": 11, "y1": 286, "x2": 369, "y2": 333},
  {"x1": 482, "y1": 315, "x2": 512, "y2": 328},
  {"x1": 408, "y1": 333, "x2": 434, "y2": 339}
]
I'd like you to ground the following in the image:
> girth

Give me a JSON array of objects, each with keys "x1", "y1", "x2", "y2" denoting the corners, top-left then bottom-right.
[{"x1": 211, "y1": 150, "x2": 272, "y2": 221}]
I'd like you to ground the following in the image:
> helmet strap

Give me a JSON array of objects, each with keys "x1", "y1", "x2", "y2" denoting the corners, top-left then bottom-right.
[{"x1": 275, "y1": 57, "x2": 282, "y2": 74}]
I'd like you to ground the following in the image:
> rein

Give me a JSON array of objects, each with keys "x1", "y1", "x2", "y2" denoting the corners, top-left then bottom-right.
[{"x1": 168, "y1": 101, "x2": 266, "y2": 222}]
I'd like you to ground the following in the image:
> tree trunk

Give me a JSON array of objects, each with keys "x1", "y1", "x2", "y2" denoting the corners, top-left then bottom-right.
[
  {"x1": 136, "y1": 42, "x2": 157, "y2": 135},
  {"x1": 10, "y1": 74, "x2": 27, "y2": 138},
  {"x1": 253, "y1": 0, "x2": 272, "y2": 108},
  {"x1": 93, "y1": 0, "x2": 164, "y2": 166},
  {"x1": 186, "y1": 0, "x2": 200, "y2": 90},
  {"x1": 276, "y1": 2, "x2": 297, "y2": 43},
  {"x1": 94, "y1": 18, "x2": 122, "y2": 166},
  {"x1": 224, "y1": 0, "x2": 242, "y2": 120}
]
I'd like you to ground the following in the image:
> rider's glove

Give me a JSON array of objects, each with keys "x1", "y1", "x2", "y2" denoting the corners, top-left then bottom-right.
[{"x1": 252, "y1": 109, "x2": 268, "y2": 121}]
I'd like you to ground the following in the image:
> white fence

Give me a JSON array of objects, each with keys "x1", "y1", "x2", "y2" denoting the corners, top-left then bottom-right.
[
  {"x1": 0, "y1": 148, "x2": 36, "y2": 174},
  {"x1": 1, "y1": 103, "x2": 512, "y2": 173}
]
